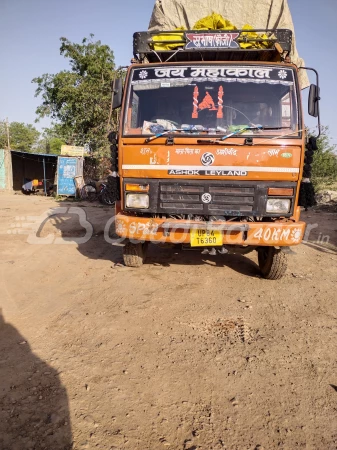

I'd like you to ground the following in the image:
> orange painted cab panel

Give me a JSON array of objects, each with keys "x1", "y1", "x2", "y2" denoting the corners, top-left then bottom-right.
[{"x1": 120, "y1": 141, "x2": 302, "y2": 182}]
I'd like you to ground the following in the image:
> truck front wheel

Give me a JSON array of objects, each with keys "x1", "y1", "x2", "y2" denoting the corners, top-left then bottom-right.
[
  {"x1": 257, "y1": 247, "x2": 288, "y2": 280},
  {"x1": 123, "y1": 241, "x2": 147, "y2": 267}
]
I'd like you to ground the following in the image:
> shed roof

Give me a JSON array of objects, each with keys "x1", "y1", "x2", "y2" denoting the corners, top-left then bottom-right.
[{"x1": 11, "y1": 150, "x2": 58, "y2": 158}]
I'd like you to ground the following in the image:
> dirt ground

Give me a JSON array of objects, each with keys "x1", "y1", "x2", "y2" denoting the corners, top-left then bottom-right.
[{"x1": 0, "y1": 192, "x2": 336, "y2": 450}]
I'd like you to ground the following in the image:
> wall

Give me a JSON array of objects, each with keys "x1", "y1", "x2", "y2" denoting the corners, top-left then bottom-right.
[
  {"x1": 0, "y1": 149, "x2": 13, "y2": 191},
  {"x1": 0, "y1": 149, "x2": 6, "y2": 189}
]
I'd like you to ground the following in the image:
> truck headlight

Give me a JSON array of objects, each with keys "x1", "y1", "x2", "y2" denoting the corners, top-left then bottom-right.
[
  {"x1": 126, "y1": 193, "x2": 149, "y2": 209},
  {"x1": 266, "y1": 199, "x2": 291, "y2": 214}
]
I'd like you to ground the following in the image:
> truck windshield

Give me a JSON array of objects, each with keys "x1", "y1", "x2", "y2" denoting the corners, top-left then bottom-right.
[{"x1": 124, "y1": 65, "x2": 300, "y2": 138}]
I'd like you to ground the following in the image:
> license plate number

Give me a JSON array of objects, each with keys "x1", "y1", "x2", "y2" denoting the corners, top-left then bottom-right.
[{"x1": 190, "y1": 229, "x2": 223, "y2": 247}]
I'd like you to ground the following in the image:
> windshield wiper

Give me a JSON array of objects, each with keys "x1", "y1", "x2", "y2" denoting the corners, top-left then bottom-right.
[
  {"x1": 197, "y1": 126, "x2": 290, "y2": 144},
  {"x1": 145, "y1": 126, "x2": 291, "y2": 144},
  {"x1": 145, "y1": 129, "x2": 177, "y2": 144},
  {"x1": 144, "y1": 128, "x2": 224, "y2": 144},
  {"x1": 197, "y1": 126, "x2": 261, "y2": 144},
  {"x1": 219, "y1": 126, "x2": 262, "y2": 141}
]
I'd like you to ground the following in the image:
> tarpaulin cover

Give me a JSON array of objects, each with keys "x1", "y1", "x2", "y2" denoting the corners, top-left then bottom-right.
[
  {"x1": 148, "y1": 0, "x2": 309, "y2": 88},
  {"x1": 152, "y1": 15, "x2": 271, "y2": 51}
]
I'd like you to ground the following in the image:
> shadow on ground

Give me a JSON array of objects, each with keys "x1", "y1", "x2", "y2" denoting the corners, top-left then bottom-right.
[
  {"x1": 144, "y1": 244, "x2": 261, "y2": 277},
  {"x1": 0, "y1": 311, "x2": 72, "y2": 450},
  {"x1": 36, "y1": 203, "x2": 262, "y2": 277},
  {"x1": 36, "y1": 201, "x2": 337, "y2": 275}
]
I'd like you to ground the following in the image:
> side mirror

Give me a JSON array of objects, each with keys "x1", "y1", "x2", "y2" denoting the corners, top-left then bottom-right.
[
  {"x1": 112, "y1": 78, "x2": 123, "y2": 109},
  {"x1": 308, "y1": 84, "x2": 320, "y2": 117}
]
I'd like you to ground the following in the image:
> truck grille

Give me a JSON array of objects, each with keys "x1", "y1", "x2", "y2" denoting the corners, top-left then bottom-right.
[
  {"x1": 123, "y1": 178, "x2": 297, "y2": 218},
  {"x1": 159, "y1": 182, "x2": 255, "y2": 214}
]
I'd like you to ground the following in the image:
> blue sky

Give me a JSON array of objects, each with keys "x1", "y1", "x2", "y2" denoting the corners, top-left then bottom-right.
[{"x1": 1, "y1": 0, "x2": 336, "y2": 144}]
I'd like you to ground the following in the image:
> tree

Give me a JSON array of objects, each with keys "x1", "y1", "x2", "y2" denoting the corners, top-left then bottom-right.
[
  {"x1": 311, "y1": 126, "x2": 337, "y2": 189},
  {"x1": 0, "y1": 121, "x2": 40, "y2": 152},
  {"x1": 32, "y1": 35, "x2": 120, "y2": 154},
  {"x1": 36, "y1": 125, "x2": 66, "y2": 155}
]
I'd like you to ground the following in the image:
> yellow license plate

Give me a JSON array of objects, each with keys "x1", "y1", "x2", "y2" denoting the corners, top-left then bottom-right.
[{"x1": 190, "y1": 229, "x2": 223, "y2": 247}]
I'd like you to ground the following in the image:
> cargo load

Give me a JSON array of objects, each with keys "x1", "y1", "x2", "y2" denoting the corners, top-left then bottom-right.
[{"x1": 148, "y1": 0, "x2": 309, "y2": 88}]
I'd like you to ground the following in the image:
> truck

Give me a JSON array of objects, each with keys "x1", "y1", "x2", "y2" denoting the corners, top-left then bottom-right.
[{"x1": 111, "y1": 12, "x2": 321, "y2": 280}]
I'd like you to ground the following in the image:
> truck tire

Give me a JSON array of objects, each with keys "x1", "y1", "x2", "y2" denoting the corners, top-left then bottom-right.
[
  {"x1": 123, "y1": 242, "x2": 147, "y2": 267},
  {"x1": 257, "y1": 247, "x2": 288, "y2": 280}
]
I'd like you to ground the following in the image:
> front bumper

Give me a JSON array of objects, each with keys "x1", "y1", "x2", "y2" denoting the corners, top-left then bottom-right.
[{"x1": 115, "y1": 212, "x2": 306, "y2": 247}]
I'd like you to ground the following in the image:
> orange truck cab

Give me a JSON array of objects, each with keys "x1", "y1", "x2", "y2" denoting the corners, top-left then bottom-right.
[{"x1": 111, "y1": 28, "x2": 321, "y2": 279}]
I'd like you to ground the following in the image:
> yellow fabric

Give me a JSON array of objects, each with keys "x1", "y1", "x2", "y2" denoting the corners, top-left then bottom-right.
[
  {"x1": 152, "y1": 13, "x2": 272, "y2": 50},
  {"x1": 240, "y1": 24, "x2": 270, "y2": 49},
  {"x1": 152, "y1": 26, "x2": 185, "y2": 51},
  {"x1": 193, "y1": 12, "x2": 236, "y2": 31}
]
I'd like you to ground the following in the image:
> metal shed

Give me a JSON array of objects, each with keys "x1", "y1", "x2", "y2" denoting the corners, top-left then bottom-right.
[{"x1": 11, "y1": 151, "x2": 58, "y2": 194}]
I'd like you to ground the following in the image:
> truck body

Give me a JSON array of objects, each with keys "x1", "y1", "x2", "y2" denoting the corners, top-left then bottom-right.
[{"x1": 113, "y1": 28, "x2": 320, "y2": 279}]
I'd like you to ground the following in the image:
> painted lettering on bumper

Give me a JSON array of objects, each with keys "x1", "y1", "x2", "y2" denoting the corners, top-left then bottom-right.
[{"x1": 115, "y1": 213, "x2": 306, "y2": 246}]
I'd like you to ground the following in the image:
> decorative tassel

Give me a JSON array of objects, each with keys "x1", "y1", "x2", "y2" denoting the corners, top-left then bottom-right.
[
  {"x1": 192, "y1": 86, "x2": 199, "y2": 118},
  {"x1": 217, "y1": 86, "x2": 224, "y2": 119},
  {"x1": 299, "y1": 179, "x2": 316, "y2": 210}
]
